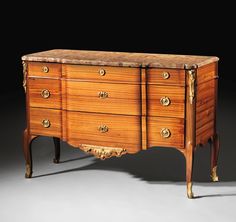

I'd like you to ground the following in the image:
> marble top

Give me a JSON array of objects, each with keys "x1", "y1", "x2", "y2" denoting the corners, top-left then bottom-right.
[{"x1": 22, "y1": 49, "x2": 219, "y2": 69}]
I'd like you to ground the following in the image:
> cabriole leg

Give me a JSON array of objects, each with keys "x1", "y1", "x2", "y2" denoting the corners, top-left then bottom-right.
[
  {"x1": 53, "y1": 137, "x2": 60, "y2": 164},
  {"x1": 210, "y1": 134, "x2": 220, "y2": 182},
  {"x1": 23, "y1": 129, "x2": 34, "y2": 178},
  {"x1": 186, "y1": 143, "x2": 194, "y2": 199}
]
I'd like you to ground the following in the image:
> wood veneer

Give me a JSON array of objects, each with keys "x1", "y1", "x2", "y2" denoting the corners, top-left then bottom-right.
[{"x1": 22, "y1": 50, "x2": 220, "y2": 199}]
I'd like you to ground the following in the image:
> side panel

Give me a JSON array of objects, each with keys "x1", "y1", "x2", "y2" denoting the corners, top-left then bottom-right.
[{"x1": 196, "y1": 62, "x2": 218, "y2": 145}]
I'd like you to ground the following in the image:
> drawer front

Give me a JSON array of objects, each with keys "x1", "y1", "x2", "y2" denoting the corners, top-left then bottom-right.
[
  {"x1": 62, "y1": 65, "x2": 140, "y2": 83},
  {"x1": 28, "y1": 78, "x2": 61, "y2": 109},
  {"x1": 147, "y1": 117, "x2": 184, "y2": 149},
  {"x1": 29, "y1": 108, "x2": 61, "y2": 137},
  {"x1": 147, "y1": 85, "x2": 185, "y2": 118},
  {"x1": 28, "y1": 62, "x2": 61, "y2": 78},
  {"x1": 63, "y1": 81, "x2": 140, "y2": 115},
  {"x1": 148, "y1": 68, "x2": 185, "y2": 85},
  {"x1": 66, "y1": 111, "x2": 141, "y2": 153}
]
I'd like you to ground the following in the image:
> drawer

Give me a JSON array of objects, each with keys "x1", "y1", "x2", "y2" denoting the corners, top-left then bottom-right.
[
  {"x1": 29, "y1": 107, "x2": 61, "y2": 137},
  {"x1": 28, "y1": 62, "x2": 61, "y2": 78},
  {"x1": 147, "y1": 117, "x2": 184, "y2": 149},
  {"x1": 63, "y1": 81, "x2": 140, "y2": 115},
  {"x1": 148, "y1": 68, "x2": 185, "y2": 85},
  {"x1": 62, "y1": 65, "x2": 140, "y2": 83},
  {"x1": 28, "y1": 78, "x2": 61, "y2": 109},
  {"x1": 147, "y1": 85, "x2": 185, "y2": 118},
  {"x1": 66, "y1": 111, "x2": 141, "y2": 153}
]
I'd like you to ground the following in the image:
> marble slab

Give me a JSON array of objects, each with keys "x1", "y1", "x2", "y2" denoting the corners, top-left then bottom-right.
[{"x1": 22, "y1": 49, "x2": 219, "y2": 69}]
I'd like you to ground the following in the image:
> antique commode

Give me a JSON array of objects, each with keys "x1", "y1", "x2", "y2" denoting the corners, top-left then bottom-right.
[{"x1": 22, "y1": 50, "x2": 220, "y2": 198}]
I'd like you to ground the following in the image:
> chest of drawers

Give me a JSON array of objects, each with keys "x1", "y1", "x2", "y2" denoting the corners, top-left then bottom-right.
[{"x1": 22, "y1": 50, "x2": 220, "y2": 198}]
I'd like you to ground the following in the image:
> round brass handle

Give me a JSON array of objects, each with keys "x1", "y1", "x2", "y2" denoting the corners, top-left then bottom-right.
[
  {"x1": 42, "y1": 66, "x2": 49, "y2": 73},
  {"x1": 160, "y1": 96, "x2": 171, "y2": 106},
  {"x1": 98, "y1": 125, "x2": 109, "y2": 133},
  {"x1": 160, "y1": 128, "x2": 171, "y2": 138},
  {"x1": 98, "y1": 91, "x2": 108, "y2": 99},
  {"x1": 41, "y1": 89, "x2": 50, "y2": 99},
  {"x1": 99, "y1": 69, "x2": 106, "y2": 76},
  {"x1": 42, "y1": 119, "x2": 51, "y2": 128},
  {"x1": 162, "y1": 72, "x2": 170, "y2": 79}
]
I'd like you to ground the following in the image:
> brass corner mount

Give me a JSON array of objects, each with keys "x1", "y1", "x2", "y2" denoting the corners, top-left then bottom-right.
[
  {"x1": 188, "y1": 69, "x2": 196, "y2": 104},
  {"x1": 22, "y1": 61, "x2": 27, "y2": 93}
]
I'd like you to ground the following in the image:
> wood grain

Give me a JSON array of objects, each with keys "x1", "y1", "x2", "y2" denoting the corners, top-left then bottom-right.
[
  {"x1": 197, "y1": 62, "x2": 218, "y2": 85},
  {"x1": 147, "y1": 117, "x2": 185, "y2": 149},
  {"x1": 147, "y1": 68, "x2": 185, "y2": 85},
  {"x1": 62, "y1": 80, "x2": 140, "y2": 115},
  {"x1": 196, "y1": 97, "x2": 215, "y2": 113},
  {"x1": 196, "y1": 106, "x2": 215, "y2": 129},
  {"x1": 61, "y1": 80, "x2": 68, "y2": 141},
  {"x1": 66, "y1": 111, "x2": 141, "y2": 153},
  {"x1": 196, "y1": 80, "x2": 215, "y2": 104},
  {"x1": 147, "y1": 85, "x2": 185, "y2": 118},
  {"x1": 196, "y1": 76, "x2": 216, "y2": 145},
  {"x1": 28, "y1": 62, "x2": 61, "y2": 78},
  {"x1": 196, "y1": 121, "x2": 214, "y2": 137},
  {"x1": 28, "y1": 78, "x2": 61, "y2": 109},
  {"x1": 141, "y1": 68, "x2": 147, "y2": 150},
  {"x1": 29, "y1": 107, "x2": 62, "y2": 137},
  {"x1": 196, "y1": 123, "x2": 214, "y2": 145},
  {"x1": 62, "y1": 64, "x2": 140, "y2": 83}
]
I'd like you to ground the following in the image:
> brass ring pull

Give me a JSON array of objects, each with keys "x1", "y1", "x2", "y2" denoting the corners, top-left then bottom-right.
[
  {"x1": 42, "y1": 66, "x2": 49, "y2": 73},
  {"x1": 42, "y1": 119, "x2": 50, "y2": 128},
  {"x1": 99, "y1": 69, "x2": 106, "y2": 76},
  {"x1": 98, "y1": 91, "x2": 108, "y2": 99},
  {"x1": 160, "y1": 96, "x2": 171, "y2": 106},
  {"x1": 162, "y1": 71, "x2": 170, "y2": 79},
  {"x1": 160, "y1": 128, "x2": 171, "y2": 138},
  {"x1": 98, "y1": 125, "x2": 109, "y2": 133},
  {"x1": 41, "y1": 89, "x2": 50, "y2": 99}
]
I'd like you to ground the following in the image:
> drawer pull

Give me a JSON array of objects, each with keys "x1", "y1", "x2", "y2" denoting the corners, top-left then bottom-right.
[
  {"x1": 160, "y1": 128, "x2": 171, "y2": 138},
  {"x1": 42, "y1": 119, "x2": 51, "y2": 128},
  {"x1": 99, "y1": 69, "x2": 106, "y2": 76},
  {"x1": 98, "y1": 125, "x2": 109, "y2": 133},
  {"x1": 98, "y1": 91, "x2": 108, "y2": 99},
  {"x1": 42, "y1": 66, "x2": 49, "y2": 73},
  {"x1": 162, "y1": 72, "x2": 170, "y2": 79},
  {"x1": 160, "y1": 96, "x2": 171, "y2": 106},
  {"x1": 41, "y1": 89, "x2": 50, "y2": 99}
]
